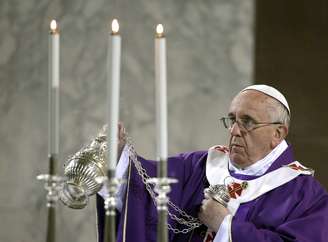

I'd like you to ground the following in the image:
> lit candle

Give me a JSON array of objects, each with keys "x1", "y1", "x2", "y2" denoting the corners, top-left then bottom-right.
[
  {"x1": 107, "y1": 19, "x2": 121, "y2": 171},
  {"x1": 155, "y1": 24, "x2": 168, "y2": 178},
  {"x1": 49, "y1": 19, "x2": 60, "y2": 157}
]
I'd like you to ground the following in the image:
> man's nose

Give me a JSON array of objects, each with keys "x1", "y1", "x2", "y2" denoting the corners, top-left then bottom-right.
[{"x1": 229, "y1": 121, "x2": 242, "y2": 136}]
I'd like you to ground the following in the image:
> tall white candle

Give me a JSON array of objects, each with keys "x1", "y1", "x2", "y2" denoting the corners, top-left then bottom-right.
[
  {"x1": 49, "y1": 19, "x2": 60, "y2": 156},
  {"x1": 107, "y1": 19, "x2": 121, "y2": 171},
  {"x1": 155, "y1": 24, "x2": 168, "y2": 177}
]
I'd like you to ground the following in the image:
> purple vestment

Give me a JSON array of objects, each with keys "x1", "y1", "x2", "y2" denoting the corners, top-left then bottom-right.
[{"x1": 97, "y1": 145, "x2": 328, "y2": 242}]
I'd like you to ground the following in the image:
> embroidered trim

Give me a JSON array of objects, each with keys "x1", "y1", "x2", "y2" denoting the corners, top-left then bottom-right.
[
  {"x1": 206, "y1": 147, "x2": 313, "y2": 215},
  {"x1": 287, "y1": 163, "x2": 315, "y2": 176},
  {"x1": 228, "y1": 182, "x2": 248, "y2": 199}
]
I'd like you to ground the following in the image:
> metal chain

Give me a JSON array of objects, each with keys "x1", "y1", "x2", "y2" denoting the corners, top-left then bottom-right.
[{"x1": 126, "y1": 136, "x2": 202, "y2": 234}]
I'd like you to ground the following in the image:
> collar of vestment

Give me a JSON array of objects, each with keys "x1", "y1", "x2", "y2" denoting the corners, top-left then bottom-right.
[
  {"x1": 206, "y1": 143, "x2": 314, "y2": 215},
  {"x1": 229, "y1": 140, "x2": 288, "y2": 176}
]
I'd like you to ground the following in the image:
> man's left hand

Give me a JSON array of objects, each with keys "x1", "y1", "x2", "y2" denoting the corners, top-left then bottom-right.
[{"x1": 198, "y1": 195, "x2": 230, "y2": 232}]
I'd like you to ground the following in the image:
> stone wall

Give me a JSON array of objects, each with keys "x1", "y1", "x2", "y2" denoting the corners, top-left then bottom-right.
[{"x1": 0, "y1": 0, "x2": 254, "y2": 241}]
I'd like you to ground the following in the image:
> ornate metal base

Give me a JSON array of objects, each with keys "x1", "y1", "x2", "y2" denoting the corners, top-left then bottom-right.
[
  {"x1": 147, "y1": 177, "x2": 178, "y2": 210},
  {"x1": 147, "y1": 177, "x2": 178, "y2": 242},
  {"x1": 37, "y1": 174, "x2": 66, "y2": 242},
  {"x1": 96, "y1": 176, "x2": 125, "y2": 242},
  {"x1": 37, "y1": 174, "x2": 66, "y2": 207},
  {"x1": 96, "y1": 176, "x2": 126, "y2": 214}
]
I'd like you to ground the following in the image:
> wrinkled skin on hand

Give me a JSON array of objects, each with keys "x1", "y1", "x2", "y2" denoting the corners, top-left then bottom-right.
[{"x1": 198, "y1": 194, "x2": 230, "y2": 232}]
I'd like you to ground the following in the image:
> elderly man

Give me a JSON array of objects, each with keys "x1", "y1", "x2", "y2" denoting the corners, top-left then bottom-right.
[{"x1": 97, "y1": 85, "x2": 328, "y2": 242}]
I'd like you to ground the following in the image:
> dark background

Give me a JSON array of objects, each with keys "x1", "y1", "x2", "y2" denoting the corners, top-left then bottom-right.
[{"x1": 255, "y1": 0, "x2": 328, "y2": 188}]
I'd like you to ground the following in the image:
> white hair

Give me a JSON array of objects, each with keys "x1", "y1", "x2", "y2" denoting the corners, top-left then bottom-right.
[{"x1": 269, "y1": 98, "x2": 291, "y2": 128}]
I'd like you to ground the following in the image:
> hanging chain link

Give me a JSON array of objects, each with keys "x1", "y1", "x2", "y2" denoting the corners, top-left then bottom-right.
[{"x1": 125, "y1": 136, "x2": 202, "y2": 234}]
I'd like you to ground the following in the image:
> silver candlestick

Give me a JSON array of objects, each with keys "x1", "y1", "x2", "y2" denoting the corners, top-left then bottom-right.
[
  {"x1": 37, "y1": 154, "x2": 66, "y2": 242},
  {"x1": 96, "y1": 172, "x2": 125, "y2": 242},
  {"x1": 147, "y1": 177, "x2": 178, "y2": 242},
  {"x1": 37, "y1": 173, "x2": 66, "y2": 208}
]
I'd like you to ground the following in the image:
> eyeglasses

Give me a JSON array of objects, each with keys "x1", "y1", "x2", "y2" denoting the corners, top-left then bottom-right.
[{"x1": 220, "y1": 117, "x2": 282, "y2": 132}]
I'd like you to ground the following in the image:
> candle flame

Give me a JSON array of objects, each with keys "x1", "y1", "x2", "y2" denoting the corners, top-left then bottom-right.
[
  {"x1": 112, "y1": 19, "x2": 119, "y2": 34},
  {"x1": 156, "y1": 24, "x2": 164, "y2": 35},
  {"x1": 50, "y1": 20, "x2": 57, "y2": 31}
]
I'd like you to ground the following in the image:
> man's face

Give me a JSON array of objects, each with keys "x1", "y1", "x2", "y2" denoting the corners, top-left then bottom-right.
[{"x1": 228, "y1": 90, "x2": 279, "y2": 168}]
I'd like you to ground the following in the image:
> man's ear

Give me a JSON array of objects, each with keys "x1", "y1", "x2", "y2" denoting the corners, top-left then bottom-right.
[
  {"x1": 272, "y1": 125, "x2": 288, "y2": 147},
  {"x1": 278, "y1": 125, "x2": 288, "y2": 139}
]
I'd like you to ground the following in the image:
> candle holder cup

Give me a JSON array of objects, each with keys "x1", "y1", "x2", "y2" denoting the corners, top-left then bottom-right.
[{"x1": 37, "y1": 174, "x2": 66, "y2": 207}]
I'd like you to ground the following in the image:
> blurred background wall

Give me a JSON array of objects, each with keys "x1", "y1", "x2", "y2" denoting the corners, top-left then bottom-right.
[
  {"x1": 1, "y1": 0, "x2": 328, "y2": 241},
  {"x1": 0, "y1": 0, "x2": 253, "y2": 241}
]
